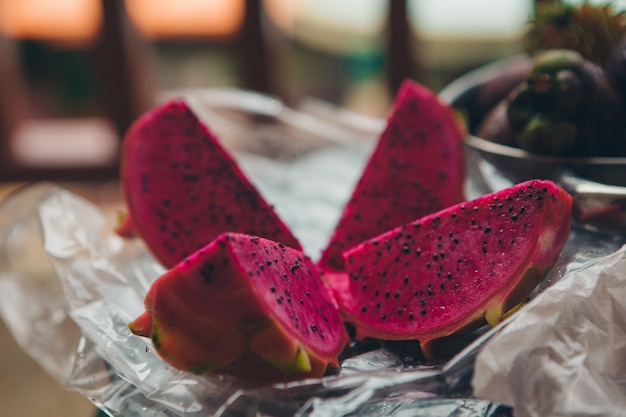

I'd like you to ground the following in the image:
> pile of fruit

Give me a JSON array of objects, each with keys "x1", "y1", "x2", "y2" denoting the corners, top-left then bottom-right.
[
  {"x1": 475, "y1": 1, "x2": 626, "y2": 157},
  {"x1": 116, "y1": 78, "x2": 573, "y2": 384}
]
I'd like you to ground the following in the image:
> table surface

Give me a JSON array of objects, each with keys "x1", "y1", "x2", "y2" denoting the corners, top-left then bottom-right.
[
  {"x1": 0, "y1": 182, "x2": 125, "y2": 417},
  {"x1": 0, "y1": 317, "x2": 95, "y2": 417}
]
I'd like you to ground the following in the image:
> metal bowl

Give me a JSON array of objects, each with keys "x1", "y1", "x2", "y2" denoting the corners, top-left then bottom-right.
[{"x1": 440, "y1": 55, "x2": 626, "y2": 232}]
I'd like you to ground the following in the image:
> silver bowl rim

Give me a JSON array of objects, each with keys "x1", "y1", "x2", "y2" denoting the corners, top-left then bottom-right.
[{"x1": 465, "y1": 134, "x2": 626, "y2": 166}]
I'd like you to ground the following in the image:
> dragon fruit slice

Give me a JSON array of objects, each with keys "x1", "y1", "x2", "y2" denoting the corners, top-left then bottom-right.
[
  {"x1": 119, "y1": 99, "x2": 301, "y2": 268},
  {"x1": 318, "y1": 79, "x2": 466, "y2": 272},
  {"x1": 129, "y1": 232, "x2": 347, "y2": 383},
  {"x1": 329, "y1": 179, "x2": 572, "y2": 358}
]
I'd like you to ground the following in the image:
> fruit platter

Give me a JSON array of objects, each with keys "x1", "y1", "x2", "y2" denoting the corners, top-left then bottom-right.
[
  {"x1": 1, "y1": 82, "x2": 625, "y2": 417},
  {"x1": 2, "y1": 3, "x2": 626, "y2": 416}
]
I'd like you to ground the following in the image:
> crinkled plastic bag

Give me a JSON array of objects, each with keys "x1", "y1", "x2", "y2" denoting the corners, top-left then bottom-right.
[
  {"x1": 473, "y1": 240, "x2": 626, "y2": 417},
  {"x1": 1, "y1": 89, "x2": 625, "y2": 417}
]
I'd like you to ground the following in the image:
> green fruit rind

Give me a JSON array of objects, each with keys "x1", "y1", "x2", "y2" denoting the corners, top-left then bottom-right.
[
  {"x1": 273, "y1": 347, "x2": 311, "y2": 375},
  {"x1": 516, "y1": 115, "x2": 578, "y2": 155},
  {"x1": 531, "y1": 49, "x2": 583, "y2": 75},
  {"x1": 247, "y1": 318, "x2": 313, "y2": 374}
]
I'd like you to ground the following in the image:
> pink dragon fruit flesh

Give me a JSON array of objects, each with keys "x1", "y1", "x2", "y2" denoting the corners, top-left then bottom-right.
[
  {"x1": 118, "y1": 99, "x2": 302, "y2": 268},
  {"x1": 328, "y1": 179, "x2": 572, "y2": 359},
  {"x1": 318, "y1": 79, "x2": 466, "y2": 273},
  {"x1": 129, "y1": 232, "x2": 348, "y2": 383}
]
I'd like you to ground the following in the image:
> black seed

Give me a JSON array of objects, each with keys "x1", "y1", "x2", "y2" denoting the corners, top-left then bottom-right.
[
  {"x1": 421, "y1": 309, "x2": 427, "y2": 315},
  {"x1": 200, "y1": 264, "x2": 215, "y2": 283},
  {"x1": 290, "y1": 263, "x2": 301, "y2": 272},
  {"x1": 408, "y1": 313, "x2": 415, "y2": 320}
]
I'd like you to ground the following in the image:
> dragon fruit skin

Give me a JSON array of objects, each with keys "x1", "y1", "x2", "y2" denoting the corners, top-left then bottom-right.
[
  {"x1": 318, "y1": 79, "x2": 466, "y2": 273},
  {"x1": 330, "y1": 179, "x2": 572, "y2": 358},
  {"x1": 128, "y1": 232, "x2": 348, "y2": 383},
  {"x1": 119, "y1": 100, "x2": 302, "y2": 268}
]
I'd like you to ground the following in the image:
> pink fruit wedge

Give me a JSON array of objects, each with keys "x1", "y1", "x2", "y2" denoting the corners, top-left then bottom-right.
[
  {"x1": 329, "y1": 179, "x2": 572, "y2": 358},
  {"x1": 119, "y1": 100, "x2": 301, "y2": 268},
  {"x1": 318, "y1": 79, "x2": 466, "y2": 273},
  {"x1": 129, "y1": 232, "x2": 348, "y2": 383}
]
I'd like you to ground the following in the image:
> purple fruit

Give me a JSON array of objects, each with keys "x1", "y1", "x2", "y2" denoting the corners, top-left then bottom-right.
[
  {"x1": 328, "y1": 179, "x2": 572, "y2": 358},
  {"x1": 129, "y1": 232, "x2": 348, "y2": 383},
  {"x1": 119, "y1": 100, "x2": 302, "y2": 268},
  {"x1": 318, "y1": 79, "x2": 466, "y2": 273}
]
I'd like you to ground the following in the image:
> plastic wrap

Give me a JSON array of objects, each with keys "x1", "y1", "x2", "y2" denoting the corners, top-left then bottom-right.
[{"x1": 1, "y1": 89, "x2": 625, "y2": 417}]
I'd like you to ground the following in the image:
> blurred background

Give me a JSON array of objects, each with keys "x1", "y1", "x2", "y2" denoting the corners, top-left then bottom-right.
[
  {"x1": 0, "y1": 0, "x2": 622, "y2": 416},
  {"x1": 2, "y1": 0, "x2": 624, "y2": 182},
  {"x1": 0, "y1": 0, "x2": 541, "y2": 183}
]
